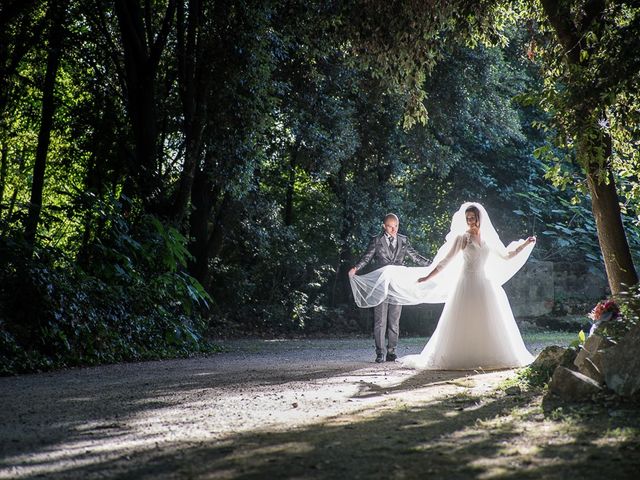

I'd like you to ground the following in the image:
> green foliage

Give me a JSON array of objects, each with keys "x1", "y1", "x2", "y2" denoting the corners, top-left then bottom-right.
[
  {"x1": 0, "y1": 204, "x2": 213, "y2": 375},
  {"x1": 515, "y1": 364, "x2": 554, "y2": 389},
  {"x1": 2, "y1": 0, "x2": 640, "y2": 373},
  {"x1": 568, "y1": 330, "x2": 586, "y2": 350},
  {"x1": 515, "y1": 344, "x2": 576, "y2": 390}
]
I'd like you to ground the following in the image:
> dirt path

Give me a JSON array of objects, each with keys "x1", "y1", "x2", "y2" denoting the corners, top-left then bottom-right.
[{"x1": 1, "y1": 337, "x2": 639, "y2": 479}]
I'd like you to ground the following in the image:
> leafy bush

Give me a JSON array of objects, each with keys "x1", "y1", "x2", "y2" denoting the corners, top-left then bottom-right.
[{"x1": 0, "y1": 213, "x2": 214, "y2": 375}]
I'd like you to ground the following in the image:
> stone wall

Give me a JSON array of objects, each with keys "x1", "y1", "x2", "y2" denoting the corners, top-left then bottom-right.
[
  {"x1": 505, "y1": 261, "x2": 555, "y2": 317},
  {"x1": 505, "y1": 260, "x2": 609, "y2": 317}
]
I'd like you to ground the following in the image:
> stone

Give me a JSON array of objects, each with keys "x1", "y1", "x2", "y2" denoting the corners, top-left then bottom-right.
[
  {"x1": 505, "y1": 385, "x2": 522, "y2": 395},
  {"x1": 559, "y1": 347, "x2": 578, "y2": 369},
  {"x1": 532, "y1": 346, "x2": 567, "y2": 371},
  {"x1": 602, "y1": 323, "x2": 640, "y2": 398},
  {"x1": 548, "y1": 366, "x2": 602, "y2": 402},
  {"x1": 574, "y1": 333, "x2": 614, "y2": 383},
  {"x1": 585, "y1": 332, "x2": 614, "y2": 352},
  {"x1": 579, "y1": 357, "x2": 604, "y2": 384}
]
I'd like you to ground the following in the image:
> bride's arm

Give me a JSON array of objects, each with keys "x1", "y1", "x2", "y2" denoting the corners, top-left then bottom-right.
[
  {"x1": 506, "y1": 236, "x2": 536, "y2": 258},
  {"x1": 417, "y1": 235, "x2": 465, "y2": 283}
]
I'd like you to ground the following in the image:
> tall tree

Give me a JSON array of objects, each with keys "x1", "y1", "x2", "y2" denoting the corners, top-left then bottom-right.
[
  {"x1": 187, "y1": 1, "x2": 276, "y2": 285},
  {"x1": 532, "y1": 0, "x2": 639, "y2": 294},
  {"x1": 23, "y1": 0, "x2": 68, "y2": 247},
  {"x1": 113, "y1": 0, "x2": 176, "y2": 209},
  {"x1": 171, "y1": 0, "x2": 209, "y2": 226},
  {"x1": 0, "y1": 0, "x2": 44, "y2": 118}
]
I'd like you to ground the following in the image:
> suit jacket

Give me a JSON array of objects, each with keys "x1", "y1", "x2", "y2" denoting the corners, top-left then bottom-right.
[{"x1": 354, "y1": 232, "x2": 430, "y2": 272}]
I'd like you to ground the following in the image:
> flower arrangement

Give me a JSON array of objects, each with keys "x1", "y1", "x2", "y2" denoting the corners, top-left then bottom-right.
[
  {"x1": 587, "y1": 299, "x2": 620, "y2": 336},
  {"x1": 588, "y1": 299, "x2": 620, "y2": 323}
]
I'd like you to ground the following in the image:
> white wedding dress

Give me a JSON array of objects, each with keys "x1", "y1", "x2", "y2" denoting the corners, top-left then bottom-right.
[{"x1": 350, "y1": 202, "x2": 535, "y2": 370}]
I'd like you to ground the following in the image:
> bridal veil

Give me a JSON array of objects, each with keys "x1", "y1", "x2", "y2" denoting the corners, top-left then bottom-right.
[{"x1": 349, "y1": 202, "x2": 535, "y2": 307}]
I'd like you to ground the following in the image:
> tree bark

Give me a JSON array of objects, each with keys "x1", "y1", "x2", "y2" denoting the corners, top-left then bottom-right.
[
  {"x1": 185, "y1": 0, "x2": 233, "y2": 285},
  {"x1": 1, "y1": 149, "x2": 24, "y2": 237},
  {"x1": 585, "y1": 159, "x2": 638, "y2": 294},
  {"x1": 0, "y1": 0, "x2": 43, "y2": 117},
  {"x1": 23, "y1": 0, "x2": 67, "y2": 247},
  {"x1": 328, "y1": 164, "x2": 356, "y2": 307}
]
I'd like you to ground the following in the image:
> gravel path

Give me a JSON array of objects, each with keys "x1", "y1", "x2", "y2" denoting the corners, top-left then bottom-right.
[{"x1": 0, "y1": 337, "x2": 554, "y2": 479}]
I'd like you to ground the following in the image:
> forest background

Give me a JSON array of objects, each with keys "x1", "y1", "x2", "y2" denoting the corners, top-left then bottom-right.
[{"x1": 1, "y1": 0, "x2": 639, "y2": 374}]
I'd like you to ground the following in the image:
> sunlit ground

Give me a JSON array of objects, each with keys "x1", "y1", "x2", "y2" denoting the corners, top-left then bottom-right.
[{"x1": 2, "y1": 331, "x2": 638, "y2": 479}]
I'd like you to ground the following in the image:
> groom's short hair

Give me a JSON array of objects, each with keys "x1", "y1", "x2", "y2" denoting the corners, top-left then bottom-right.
[{"x1": 383, "y1": 213, "x2": 399, "y2": 224}]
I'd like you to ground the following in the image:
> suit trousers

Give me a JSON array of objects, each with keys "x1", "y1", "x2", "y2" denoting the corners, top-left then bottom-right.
[{"x1": 373, "y1": 301, "x2": 402, "y2": 354}]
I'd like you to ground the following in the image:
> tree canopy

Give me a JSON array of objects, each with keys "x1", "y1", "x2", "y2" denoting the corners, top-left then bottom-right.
[{"x1": 1, "y1": 0, "x2": 639, "y2": 373}]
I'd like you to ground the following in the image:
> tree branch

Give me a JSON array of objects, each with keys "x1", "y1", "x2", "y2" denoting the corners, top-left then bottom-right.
[
  {"x1": 150, "y1": 0, "x2": 176, "y2": 70},
  {"x1": 539, "y1": 0, "x2": 581, "y2": 64}
]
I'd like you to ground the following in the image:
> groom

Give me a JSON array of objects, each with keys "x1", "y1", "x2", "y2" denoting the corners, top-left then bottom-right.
[{"x1": 349, "y1": 213, "x2": 430, "y2": 363}]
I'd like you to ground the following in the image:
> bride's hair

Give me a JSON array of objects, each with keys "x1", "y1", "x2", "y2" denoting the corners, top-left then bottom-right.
[{"x1": 465, "y1": 205, "x2": 481, "y2": 225}]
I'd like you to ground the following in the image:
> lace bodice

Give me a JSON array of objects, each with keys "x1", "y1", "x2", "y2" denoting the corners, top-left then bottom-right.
[
  {"x1": 462, "y1": 235, "x2": 490, "y2": 274},
  {"x1": 435, "y1": 232, "x2": 491, "y2": 274}
]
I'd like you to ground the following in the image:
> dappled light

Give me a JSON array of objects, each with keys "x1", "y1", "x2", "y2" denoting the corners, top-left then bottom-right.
[
  {"x1": 2, "y1": 338, "x2": 639, "y2": 479},
  {"x1": 2, "y1": 0, "x2": 640, "y2": 478}
]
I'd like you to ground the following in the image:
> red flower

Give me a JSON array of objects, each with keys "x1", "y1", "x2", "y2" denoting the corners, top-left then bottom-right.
[{"x1": 588, "y1": 299, "x2": 620, "y2": 323}]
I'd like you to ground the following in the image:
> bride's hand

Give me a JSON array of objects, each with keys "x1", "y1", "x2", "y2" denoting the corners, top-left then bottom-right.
[
  {"x1": 526, "y1": 236, "x2": 536, "y2": 244},
  {"x1": 418, "y1": 271, "x2": 435, "y2": 283}
]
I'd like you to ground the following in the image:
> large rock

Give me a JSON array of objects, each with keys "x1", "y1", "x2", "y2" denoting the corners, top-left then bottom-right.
[
  {"x1": 602, "y1": 323, "x2": 640, "y2": 398},
  {"x1": 574, "y1": 333, "x2": 614, "y2": 384},
  {"x1": 548, "y1": 366, "x2": 603, "y2": 401},
  {"x1": 532, "y1": 346, "x2": 567, "y2": 370},
  {"x1": 533, "y1": 345, "x2": 577, "y2": 373}
]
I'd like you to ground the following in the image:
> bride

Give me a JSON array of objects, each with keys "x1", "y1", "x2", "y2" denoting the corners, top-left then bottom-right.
[{"x1": 349, "y1": 202, "x2": 536, "y2": 370}]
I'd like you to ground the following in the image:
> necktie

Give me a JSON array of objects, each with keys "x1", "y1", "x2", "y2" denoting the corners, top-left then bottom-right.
[{"x1": 389, "y1": 236, "x2": 395, "y2": 253}]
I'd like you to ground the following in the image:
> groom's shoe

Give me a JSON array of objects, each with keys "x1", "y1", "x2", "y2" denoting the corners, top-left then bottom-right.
[
  {"x1": 375, "y1": 353, "x2": 385, "y2": 363},
  {"x1": 386, "y1": 353, "x2": 397, "y2": 362}
]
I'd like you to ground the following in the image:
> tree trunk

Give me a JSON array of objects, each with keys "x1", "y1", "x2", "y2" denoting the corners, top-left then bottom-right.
[
  {"x1": 0, "y1": 141, "x2": 7, "y2": 209},
  {"x1": 188, "y1": 169, "x2": 214, "y2": 284},
  {"x1": 77, "y1": 153, "x2": 100, "y2": 268},
  {"x1": 207, "y1": 193, "x2": 231, "y2": 261},
  {"x1": 23, "y1": 0, "x2": 66, "y2": 247},
  {"x1": 114, "y1": 0, "x2": 176, "y2": 209},
  {"x1": 585, "y1": 164, "x2": 638, "y2": 295},
  {"x1": 283, "y1": 139, "x2": 300, "y2": 226},
  {"x1": 172, "y1": 0, "x2": 207, "y2": 226},
  {"x1": 329, "y1": 165, "x2": 354, "y2": 307},
  {"x1": 188, "y1": 165, "x2": 231, "y2": 287},
  {"x1": 1, "y1": 150, "x2": 24, "y2": 237},
  {"x1": 0, "y1": 0, "x2": 43, "y2": 119}
]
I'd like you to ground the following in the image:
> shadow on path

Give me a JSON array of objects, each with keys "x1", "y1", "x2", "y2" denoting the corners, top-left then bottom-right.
[{"x1": 14, "y1": 388, "x2": 639, "y2": 480}]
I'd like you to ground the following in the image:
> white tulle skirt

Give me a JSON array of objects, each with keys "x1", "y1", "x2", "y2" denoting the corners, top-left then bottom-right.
[{"x1": 400, "y1": 269, "x2": 534, "y2": 370}]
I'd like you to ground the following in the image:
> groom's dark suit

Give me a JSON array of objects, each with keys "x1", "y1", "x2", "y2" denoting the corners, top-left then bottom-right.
[{"x1": 353, "y1": 232, "x2": 429, "y2": 359}]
